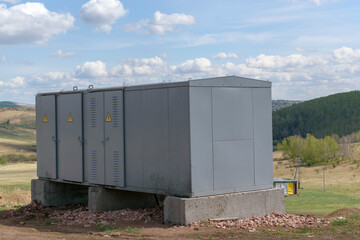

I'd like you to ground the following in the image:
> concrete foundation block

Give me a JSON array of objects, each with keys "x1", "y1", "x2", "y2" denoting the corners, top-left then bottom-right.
[
  {"x1": 164, "y1": 188, "x2": 285, "y2": 225},
  {"x1": 88, "y1": 187, "x2": 164, "y2": 211},
  {"x1": 31, "y1": 179, "x2": 88, "y2": 206}
]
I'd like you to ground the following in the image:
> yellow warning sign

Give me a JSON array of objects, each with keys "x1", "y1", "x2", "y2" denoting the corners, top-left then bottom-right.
[
  {"x1": 43, "y1": 113, "x2": 48, "y2": 123},
  {"x1": 67, "y1": 113, "x2": 73, "y2": 122},
  {"x1": 105, "y1": 112, "x2": 112, "y2": 122}
]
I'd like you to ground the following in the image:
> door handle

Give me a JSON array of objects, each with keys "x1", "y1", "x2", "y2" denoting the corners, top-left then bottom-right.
[
  {"x1": 77, "y1": 136, "x2": 84, "y2": 145},
  {"x1": 106, "y1": 137, "x2": 110, "y2": 141},
  {"x1": 51, "y1": 135, "x2": 58, "y2": 143}
]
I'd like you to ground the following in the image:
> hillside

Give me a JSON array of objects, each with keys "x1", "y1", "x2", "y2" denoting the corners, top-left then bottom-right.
[
  {"x1": 0, "y1": 101, "x2": 34, "y2": 108},
  {"x1": 273, "y1": 91, "x2": 360, "y2": 141},
  {"x1": 0, "y1": 108, "x2": 35, "y2": 128},
  {"x1": 0, "y1": 109, "x2": 36, "y2": 160},
  {"x1": 272, "y1": 100, "x2": 302, "y2": 111}
]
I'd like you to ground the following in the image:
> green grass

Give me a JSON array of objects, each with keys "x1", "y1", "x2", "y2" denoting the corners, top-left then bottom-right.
[
  {"x1": 332, "y1": 219, "x2": 349, "y2": 226},
  {"x1": 97, "y1": 225, "x2": 139, "y2": 233},
  {"x1": 0, "y1": 154, "x2": 36, "y2": 164},
  {"x1": 286, "y1": 189, "x2": 360, "y2": 214}
]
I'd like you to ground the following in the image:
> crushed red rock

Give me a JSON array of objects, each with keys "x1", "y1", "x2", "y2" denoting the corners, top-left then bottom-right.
[
  {"x1": 1, "y1": 201, "x2": 331, "y2": 232},
  {"x1": 50, "y1": 207, "x2": 163, "y2": 225},
  {"x1": 190, "y1": 212, "x2": 330, "y2": 232}
]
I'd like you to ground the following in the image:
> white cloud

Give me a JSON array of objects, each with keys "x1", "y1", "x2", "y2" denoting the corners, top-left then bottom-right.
[
  {"x1": 246, "y1": 53, "x2": 327, "y2": 69},
  {"x1": 125, "y1": 11, "x2": 195, "y2": 34},
  {"x1": 332, "y1": 46, "x2": 360, "y2": 63},
  {"x1": 80, "y1": 0, "x2": 128, "y2": 33},
  {"x1": 75, "y1": 61, "x2": 108, "y2": 78},
  {"x1": 213, "y1": 52, "x2": 238, "y2": 59},
  {"x1": 171, "y1": 58, "x2": 211, "y2": 74},
  {"x1": 0, "y1": 0, "x2": 20, "y2": 3},
  {"x1": 51, "y1": 50, "x2": 75, "y2": 58},
  {"x1": 183, "y1": 32, "x2": 274, "y2": 47},
  {"x1": 0, "y1": 76, "x2": 26, "y2": 88},
  {"x1": 0, "y1": 2, "x2": 74, "y2": 44},
  {"x1": 110, "y1": 56, "x2": 166, "y2": 77}
]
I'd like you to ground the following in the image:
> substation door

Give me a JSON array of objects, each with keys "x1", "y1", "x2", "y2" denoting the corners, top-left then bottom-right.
[
  {"x1": 36, "y1": 95, "x2": 57, "y2": 179},
  {"x1": 57, "y1": 93, "x2": 83, "y2": 182},
  {"x1": 84, "y1": 92, "x2": 105, "y2": 184},
  {"x1": 104, "y1": 90, "x2": 124, "y2": 187},
  {"x1": 84, "y1": 90, "x2": 124, "y2": 186}
]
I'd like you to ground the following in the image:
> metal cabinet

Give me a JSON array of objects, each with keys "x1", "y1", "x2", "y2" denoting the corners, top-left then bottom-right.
[
  {"x1": 57, "y1": 93, "x2": 83, "y2": 182},
  {"x1": 36, "y1": 95, "x2": 57, "y2": 179},
  {"x1": 36, "y1": 76, "x2": 273, "y2": 197}
]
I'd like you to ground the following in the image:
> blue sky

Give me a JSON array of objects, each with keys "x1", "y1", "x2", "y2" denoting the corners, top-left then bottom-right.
[{"x1": 0, "y1": 0, "x2": 359, "y2": 103}]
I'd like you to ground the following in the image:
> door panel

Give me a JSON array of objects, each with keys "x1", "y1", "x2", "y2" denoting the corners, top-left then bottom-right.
[
  {"x1": 104, "y1": 91, "x2": 124, "y2": 187},
  {"x1": 57, "y1": 93, "x2": 83, "y2": 182},
  {"x1": 84, "y1": 92, "x2": 105, "y2": 184},
  {"x1": 36, "y1": 95, "x2": 57, "y2": 179}
]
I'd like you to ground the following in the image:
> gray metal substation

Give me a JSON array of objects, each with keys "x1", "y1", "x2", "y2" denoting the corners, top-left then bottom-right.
[{"x1": 33, "y1": 76, "x2": 284, "y2": 224}]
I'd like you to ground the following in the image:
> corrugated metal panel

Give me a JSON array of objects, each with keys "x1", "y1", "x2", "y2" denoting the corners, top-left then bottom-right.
[
  {"x1": 253, "y1": 88, "x2": 273, "y2": 187},
  {"x1": 189, "y1": 87, "x2": 214, "y2": 194},
  {"x1": 104, "y1": 90, "x2": 124, "y2": 187},
  {"x1": 36, "y1": 95, "x2": 57, "y2": 179},
  {"x1": 124, "y1": 90, "x2": 143, "y2": 187},
  {"x1": 57, "y1": 93, "x2": 83, "y2": 182},
  {"x1": 84, "y1": 92, "x2": 104, "y2": 184}
]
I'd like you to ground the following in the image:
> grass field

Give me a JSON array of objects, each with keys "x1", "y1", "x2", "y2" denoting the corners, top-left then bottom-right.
[
  {"x1": 0, "y1": 163, "x2": 36, "y2": 210},
  {"x1": 274, "y1": 149, "x2": 360, "y2": 215},
  {"x1": 0, "y1": 109, "x2": 36, "y2": 209}
]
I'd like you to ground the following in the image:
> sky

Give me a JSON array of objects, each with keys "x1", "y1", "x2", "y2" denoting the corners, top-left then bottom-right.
[{"x1": 0, "y1": 0, "x2": 359, "y2": 104}]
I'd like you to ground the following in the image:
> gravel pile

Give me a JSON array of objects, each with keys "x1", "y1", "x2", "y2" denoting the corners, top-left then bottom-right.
[
  {"x1": 190, "y1": 212, "x2": 330, "y2": 232},
  {"x1": 50, "y1": 207, "x2": 163, "y2": 226}
]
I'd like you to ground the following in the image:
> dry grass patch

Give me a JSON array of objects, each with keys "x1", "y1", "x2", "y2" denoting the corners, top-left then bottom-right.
[
  {"x1": 0, "y1": 163, "x2": 36, "y2": 209},
  {"x1": 0, "y1": 109, "x2": 35, "y2": 126},
  {"x1": 0, "y1": 187, "x2": 30, "y2": 209}
]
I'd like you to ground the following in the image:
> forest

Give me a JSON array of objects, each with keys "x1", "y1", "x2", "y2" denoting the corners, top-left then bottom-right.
[{"x1": 273, "y1": 91, "x2": 360, "y2": 142}]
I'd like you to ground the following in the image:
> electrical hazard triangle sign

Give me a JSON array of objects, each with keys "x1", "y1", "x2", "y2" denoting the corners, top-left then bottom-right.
[
  {"x1": 105, "y1": 112, "x2": 112, "y2": 122},
  {"x1": 43, "y1": 113, "x2": 48, "y2": 123},
  {"x1": 67, "y1": 113, "x2": 73, "y2": 122}
]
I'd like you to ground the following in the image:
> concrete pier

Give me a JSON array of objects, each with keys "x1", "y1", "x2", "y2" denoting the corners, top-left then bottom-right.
[
  {"x1": 164, "y1": 188, "x2": 285, "y2": 225},
  {"x1": 31, "y1": 179, "x2": 88, "y2": 206},
  {"x1": 88, "y1": 187, "x2": 165, "y2": 211}
]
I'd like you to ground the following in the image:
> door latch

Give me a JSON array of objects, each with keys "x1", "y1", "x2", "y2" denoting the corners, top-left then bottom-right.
[
  {"x1": 77, "y1": 136, "x2": 84, "y2": 145},
  {"x1": 51, "y1": 135, "x2": 58, "y2": 143}
]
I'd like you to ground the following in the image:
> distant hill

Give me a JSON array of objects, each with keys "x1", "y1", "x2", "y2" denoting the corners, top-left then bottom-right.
[
  {"x1": 272, "y1": 100, "x2": 302, "y2": 111},
  {"x1": 273, "y1": 91, "x2": 360, "y2": 141},
  {"x1": 0, "y1": 101, "x2": 34, "y2": 108}
]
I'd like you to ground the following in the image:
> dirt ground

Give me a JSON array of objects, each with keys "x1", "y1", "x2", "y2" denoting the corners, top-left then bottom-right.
[{"x1": 1, "y1": 203, "x2": 360, "y2": 239}]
